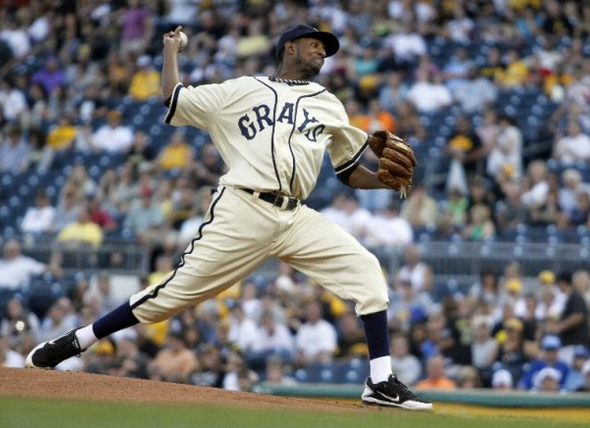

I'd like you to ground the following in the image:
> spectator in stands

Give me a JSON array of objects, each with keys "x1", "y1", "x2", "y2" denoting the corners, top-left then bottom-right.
[
  {"x1": 0, "y1": 125, "x2": 29, "y2": 172},
  {"x1": 580, "y1": 360, "x2": 590, "y2": 392},
  {"x1": 438, "y1": 187, "x2": 468, "y2": 239},
  {"x1": 396, "y1": 245, "x2": 433, "y2": 296},
  {"x1": 365, "y1": 99, "x2": 396, "y2": 134},
  {"x1": 61, "y1": 164, "x2": 97, "y2": 203},
  {"x1": 91, "y1": 110, "x2": 134, "y2": 153},
  {"x1": 553, "y1": 120, "x2": 590, "y2": 166},
  {"x1": 445, "y1": 116, "x2": 486, "y2": 189},
  {"x1": 56, "y1": 205, "x2": 104, "y2": 250},
  {"x1": 250, "y1": 310, "x2": 294, "y2": 366},
  {"x1": 0, "y1": 239, "x2": 59, "y2": 290},
  {"x1": 518, "y1": 335, "x2": 569, "y2": 390},
  {"x1": 363, "y1": 201, "x2": 413, "y2": 247},
  {"x1": 129, "y1": 55, "x2": 161, "y2": 101},
  {"x1": 457, "y1": 365, "x2": 482, "y2": 389},
  {"x1": 547, "y1": 272, "x2": 590, "y2": 365},
  {"x1": 566, "y1": 191, "x2": 590, "y2": 228},
  {"x1": 558, "y1": 169, "x2": 590, "y2": 218},
  {"x1": 564, "y1": 345, "x2": 590, "y2": 392},
  {"x1": 469, "y1": 267, "x2": 501, "y2": 307},
  {"x1": 462, "y1": 204, "x2": 496, "y2": 242},
  {"x1": 295, "y1": 301, "x2": 337, "y2": 367},
  {"x1": 498, "y1": 49, "x2": 529, "y2": 88},
  {"x1": 0, "y1": 79, "x2": 27, "y2": 123},
  {"x1": 486, "y1": 115, "x2": 523, "y2": 186},
  {"x1": 390, "y1": 333, "x2": 422, "y2": 386},
  {"x1": 228, "y1": 304, "x2": 258, "y2": 356},
  {"x1": 51, "y1": 184, "x2": 82, "y2": 233},
  {"x1": 189, "y1": 343, "x2": 225, "y2": 388},
  {"x1": 124, "y1": 185, "x2": 165, "y2": 244},
  {"x1": 400, "y1": 184, "x2": 437, "y2": 229},
  {"x1": 572, "y1": 269, "x2": 590, "y2": 306},
  {"x1": 107, "y1": 337, "x2": 149, "y2": 379},
  {"x1": 148, "y1": 331, "x2": 198, "y2": 383},
  {"x1": 384, "y1": 22, "x2": 427, "y2": 63},
  {"x1": 533, "y1": 366, "x2": 563, "y2": 392},
  {"x1": 491, "y1": 369, "x2": 513, "y2": 390},
  {"x1": 31, "y1": 56, "x2": 65, "y2": 97},
  {"x1": 407, "y1": 69, "x2": 453, "y2": 113},
  {"x1": 470, "y1": 315, "x2": 498, "y2": 374},
  {"x1": 321, "y1": 193, "x2": 372, "y2": 240},
  {"x1": 521, "y1": 160, "x2": 550, "y2": 209},
  {"x1": 454, "y1": 67, "x2": 498, "y2": 113},
  {"x1": 20, "y1": 189, "x2": 56, "y2": 235},
  {"x1": 443, "y1": 47, "x2": 473, "y2": 92},
  {"x1": 263, "y1": 355, "x2": 297, "y2": 385},
  {"x1": 414, "y1": 354, "x2": 457, "y2": 390},
  {"x1": 119, "y1": 0, "x2": 153, "y2": 59},
  {"x1": 157, "y1": 132, "x2": 195, "y2": 172},
  {"x1": 85, "y1": 193, "x2": 116, "y2": 234},
  {"x1": 495, "y1": 181, "x2": 528, "y2": 230},
  {"x1": 127, "y1": 129, "x2": 157, "y2": 165},
  {"x1": 492, "y1": 317, "x2": 528, "y2": 382}
]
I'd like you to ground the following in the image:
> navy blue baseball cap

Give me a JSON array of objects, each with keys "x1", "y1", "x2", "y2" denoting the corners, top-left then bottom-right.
[{"x1": 275, "y1": 25, "x2": 340, "y2": 59}]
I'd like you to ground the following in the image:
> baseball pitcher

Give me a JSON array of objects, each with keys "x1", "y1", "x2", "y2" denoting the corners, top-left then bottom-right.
[{"x1": 27, "y1": 24, "x2": 431, "y2": 410}]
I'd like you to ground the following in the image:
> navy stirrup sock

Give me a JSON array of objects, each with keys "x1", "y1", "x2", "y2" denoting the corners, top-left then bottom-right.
[
  {"x1": 360, "y1": 310, "x2": 390, "y2": 359},
  {"x1": 92, "y1": 301, "x2": 140, "y2": 339}
]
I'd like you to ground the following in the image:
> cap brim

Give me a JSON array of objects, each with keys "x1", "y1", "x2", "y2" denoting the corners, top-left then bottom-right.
[{"x1": 293, "y1": 31, "x2": 340, "y2": 57}]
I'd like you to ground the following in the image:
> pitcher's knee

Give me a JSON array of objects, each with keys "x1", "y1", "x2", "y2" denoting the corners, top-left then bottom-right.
[{"x1": 356, "y1": 284, "x2": 389, "y2": 316}]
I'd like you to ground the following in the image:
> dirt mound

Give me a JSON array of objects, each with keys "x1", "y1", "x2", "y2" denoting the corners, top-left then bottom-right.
[{"x1": 0, "y1": 367, "x2": 362, "y2": 412}]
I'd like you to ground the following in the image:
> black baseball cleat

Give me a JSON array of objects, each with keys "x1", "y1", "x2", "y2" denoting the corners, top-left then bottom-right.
[
  {"x1": 25, "y1": 327, "x2": 84, "y2": 369},
  {"x1": 362, "y1": 374, "x2": 433, "y2": 410}
]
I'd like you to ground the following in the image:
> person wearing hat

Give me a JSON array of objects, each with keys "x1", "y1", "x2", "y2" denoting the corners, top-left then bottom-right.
[
  {"x1": 27, "y1": 24, "x2": 430, "y2": 411},
  {"x1": 547, "y1": 271, "x2": 590, "y2": 365},
  {"x1": 563, "y1": 345, "x2": 590, "y2": 391},
  {"x1": 518, "y1": 335, "x2": 569, "y2": 390}
]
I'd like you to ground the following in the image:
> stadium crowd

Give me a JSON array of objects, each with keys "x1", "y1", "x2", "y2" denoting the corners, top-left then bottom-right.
[{"x1": 1, "y1": 0, "x2": 590, "y2": 393}]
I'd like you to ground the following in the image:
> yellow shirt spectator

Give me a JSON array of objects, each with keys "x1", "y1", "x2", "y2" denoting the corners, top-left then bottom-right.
[
  {"x1": 129, "y1": 56, "x2": 161, "y2": 101},
  {"x1": 56, "y1": 220, "x2": 104, "y2": 249},
  {"x1": 157, "y1": 132, "x2": 195, "y2": 171},
  {"x1": 47, "y1": 119, "x2": 77, "y2": 150}
]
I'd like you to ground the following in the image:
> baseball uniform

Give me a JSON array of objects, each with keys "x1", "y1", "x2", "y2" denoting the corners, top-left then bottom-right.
[{"x1": 129, "y1": 76, "x2": 389, "y2": 323}]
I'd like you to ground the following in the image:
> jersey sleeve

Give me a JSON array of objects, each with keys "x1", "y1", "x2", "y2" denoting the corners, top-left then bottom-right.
[
  {"x1": 164, "y1": 81, "x2": 231, "y2": 130},
  {"x1": 326, "y1": 96, "x2": 369, "y2": 180}
]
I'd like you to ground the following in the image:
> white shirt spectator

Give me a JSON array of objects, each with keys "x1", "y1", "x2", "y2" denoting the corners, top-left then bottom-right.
[
  {"x1": 228, "y1": 314, "x2": 258, "y2": 352},
  {"x1": 521, "y1": 181, "x2": 549, "y2": 208},
  {"x1": 398, "y1": 262, "x2": 431, "y2": 294},
  {"x1": 0, "y1": 25, "x2": 31, "y2": 58},
  {"x1": 385, "y1": 31, "x2": 427, "y2": 62},
  {"x1": 253, "y1": 322, "x2": 294, "y2": 354},
  {"x1": 364, "y1": 211, "x2": 413, "y2": 247},
  {"x1": 0, "y1": 255, "x2": 45, "y2": 289},
  {"x1": 0, "y1": 84, "x2": 27, "y2": 122},
  {"x1": 407, "y1": 80, "x2": 452, "y2": 112},
  {"x1": 487, "y1": 123, "x2": 523, "y2": 179},
  {"x1": 21, "y1": 205, "x2": 56, "y2": 234},
  {"x1": 296, "y1": 319, "x2": 337, "y2": 362},
  {"x1": 554, "y1": 133, "x2": 590, "y2": 165},
  {"x1": 92, "y1": 123, "x2": 133, "y2": 153}
]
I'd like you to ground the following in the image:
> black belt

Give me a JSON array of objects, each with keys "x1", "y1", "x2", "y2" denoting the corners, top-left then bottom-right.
[{"x1": 241, "y1": 188, "x2": 299, "y2": 211}]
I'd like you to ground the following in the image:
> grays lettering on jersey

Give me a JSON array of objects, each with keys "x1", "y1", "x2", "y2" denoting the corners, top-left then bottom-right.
[{"x1": 164, "y1": 77, "x2": 369, "y2": 199}]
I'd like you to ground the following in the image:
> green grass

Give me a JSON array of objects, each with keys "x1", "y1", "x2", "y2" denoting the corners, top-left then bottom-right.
[{"x1": 0, "y1": 397, "x2": 584, "y2": 428}]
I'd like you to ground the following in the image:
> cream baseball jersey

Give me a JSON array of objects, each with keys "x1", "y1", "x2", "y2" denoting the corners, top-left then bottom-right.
[{"x1": 164, "y1": 76, "x2": 369, "y2": 199}]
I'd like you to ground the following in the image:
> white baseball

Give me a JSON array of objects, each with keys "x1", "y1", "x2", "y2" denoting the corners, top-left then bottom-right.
[{"x1": 179, "y1": 31, "x2": 188, "y2": 52}]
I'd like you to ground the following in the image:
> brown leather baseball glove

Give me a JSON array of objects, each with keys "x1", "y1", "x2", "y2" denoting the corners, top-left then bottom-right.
[{"x1": 367, "y1": 130, "x2": 417, "y2": 198}]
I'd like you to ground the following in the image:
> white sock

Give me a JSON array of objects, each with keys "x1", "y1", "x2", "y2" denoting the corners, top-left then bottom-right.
[
  {"x1": 75, "y1": 325, "x2": 98, "y2": 350},
  {"x1": 370, "y1": 356, "x2": 392, "y2": 383}
]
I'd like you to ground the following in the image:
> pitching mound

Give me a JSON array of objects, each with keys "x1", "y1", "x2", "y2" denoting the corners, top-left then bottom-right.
[{"x1": 0, "y1": 367, "x2": 362, "y2": 413}]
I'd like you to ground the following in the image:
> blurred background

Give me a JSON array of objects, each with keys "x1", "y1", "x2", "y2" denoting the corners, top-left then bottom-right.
[{"x1": 0, "y1": 0, "x2": 589, "y2": 398}]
